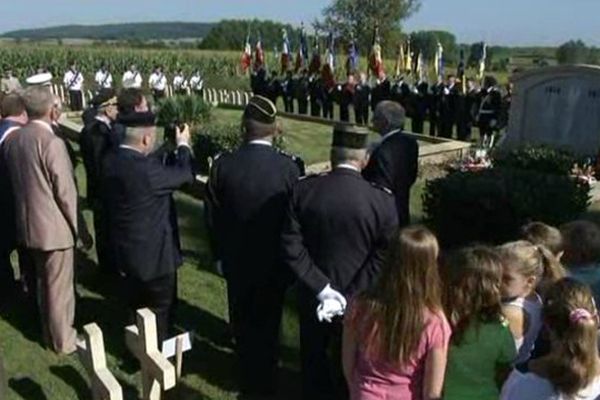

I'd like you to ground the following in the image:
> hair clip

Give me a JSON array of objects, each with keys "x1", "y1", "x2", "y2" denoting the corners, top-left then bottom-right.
[{"x1": 569, "y1": 308, "x2": 594, "y2": 324}]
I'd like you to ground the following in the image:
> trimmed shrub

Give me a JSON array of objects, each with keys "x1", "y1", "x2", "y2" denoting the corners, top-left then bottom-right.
[
  {"x1": 492, "y1": 146, "x2": 579, "y2": 176},
  {"x1": 156, "y1": 95, "x2": 212, "y2": 128},
  {"x1": 423, "y1": 168, "x2": 590, "y2": 248}
]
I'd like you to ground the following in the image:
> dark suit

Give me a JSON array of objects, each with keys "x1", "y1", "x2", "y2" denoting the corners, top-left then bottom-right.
[
  {"x1": 282, "y1": 167, "x2": 398, "y2": 400},
  {"x1": 101, "y1": 145, "x2": 194, "y2": 342},
  {"x1": 353, "y1": 83, "x2": 370, "y2": 125},
  {"x1": 363, "y1": 131, "x2": 419, "y2": 227},
  {"x1": 206, "y1": 142, "x2": 304, "y2": 395}
]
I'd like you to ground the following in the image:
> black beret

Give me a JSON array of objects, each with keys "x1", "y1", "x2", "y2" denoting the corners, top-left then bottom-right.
[
  {"x1": 332, "y1": 123, "x2": 370, "y2": 149},
  {"x1": 244, "y1": 95, "x2": 277, "y2": 124},
  {"x1": 117, "y1": 111, "x2": 156, "y2": 128},
  {"x1": 90, "y1": 88, "x2": 117, "y2": 107}
]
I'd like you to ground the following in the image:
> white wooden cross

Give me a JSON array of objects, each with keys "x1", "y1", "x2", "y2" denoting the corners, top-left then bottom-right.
[
  {"x1": 125, "y1": 309, "x2": 176, "y2": 400},
  {"x1": 77, "y1": 323, "x2": 123, "y2": 400}
]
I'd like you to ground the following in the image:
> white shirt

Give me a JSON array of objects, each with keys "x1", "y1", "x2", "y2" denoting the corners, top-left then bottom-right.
[
  {"x1": 249, "y1": 139, "x2": 272, "y2": 147},
  {"x1": 501, "y1": 370, "x2": 600, "y2": 400},
  {"x1": 122, "y1": 70, "x2": 142, "y2": 89},
  {"x1": 95, "y1": 70, "x2": 113, "y2": 88},
  {"x1": 148, "y1": 72, "x2": 167, "y2": 91},
  {"x1": 63, "y1": 70, "x2": 84, "y2": 91},
  {"x1": 173, "y1": 75, "x2": 187, "y2": 90},
  {"x1": 189, "y1": 74, "x2": 203, "y2": 91},
  {"x1": 335, "y1": 163, "x2": 361, "y2": 173}
]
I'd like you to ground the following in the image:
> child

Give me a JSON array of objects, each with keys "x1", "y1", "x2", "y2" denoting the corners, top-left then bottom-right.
[
  {"x1": 521, "y1": 222, "x2": 564, "y2": 259},
  {"x1": 561, "y1": 220, "x2": 600, "y2": 304},
  {"x1": 499, "y1": 241, "x2": 565, "y2": 366},
  {"x1": 442, "y1": 246, "x2": 516, "y2": 400},
  {"x1": 501, "y1": 278, "x2": 600, "y2": 399},
  {"x1": 342, "y1": 226, "x2": 451, "y2": 400}
]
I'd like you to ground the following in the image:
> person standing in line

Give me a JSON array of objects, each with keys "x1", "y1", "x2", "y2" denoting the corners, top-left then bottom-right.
[
  {"x1": 353, "y1": 73, "x2": 370, "y2": 125},
  {"x1": 189, "y1": 69, "x2": 204, "y2": 98},
  {"x1": 122, "y1": 64, "x2": 143, "y2": 89},
  {"x1": 63, "y1": 61, "x2": 84, "y2": 112},
  {"x1": 2, "y1": 86, "x2": 79, "y2": 354},
  {"x1": 94, "y1": 63, "x2": 113, "y2": 90},
  {"x1": 1, "y1": 67, "x2": 22, "y2": 94},
  {"x1": 148, "y1": 66, "x2": 167, "y2": 103},
  {"x1": 172, "y1": 69, "x2": 188, "y2": 96}
]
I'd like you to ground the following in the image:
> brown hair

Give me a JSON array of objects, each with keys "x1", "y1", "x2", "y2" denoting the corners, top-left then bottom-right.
[
  {"x1": 499, "y1": 240, "x2": 566, "y2": 296},
  {"x1": 521, "y1": 222, "x2": 564, "y2": 256},
  {"x1": 542, "y1": 278, "x2": 600, "y2": 396},
  {"x1": 561, "y1": 220, "x2": 600, "y2": 266},
  {"x1": 357, "y1": 226, "x2": 441, "y2": 364},
  {"x1": 442, "y1": 246, "x2": 504, "y2": 344},
  {"x1": 1, "y1": 93, "x2": 26, "y2": 118},
  {"x1": 117, "y1": 88, "x2": 145, "y2": 114}
]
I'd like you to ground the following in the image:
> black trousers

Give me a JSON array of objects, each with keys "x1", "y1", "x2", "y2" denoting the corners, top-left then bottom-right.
[
  {"x1": 412, "y1": 116, "x2": 425, "y2": 134},
  {"x1": 457, "y1": 120, "x2": 473, "y2": 141},
  {"x1": 354, "y1": 105, "x2": 369, "y2": 125},
  {"x1": 298, "y1": 99, "x2": 308, "y2": 115},
  {"x1": 194, "y1": 89, "x2": 204, "y2": 98},
  {"x1": 298, "y1": 291, "x2": 348, "y2": 400},
  {"x1": 227, "y1": 277, "x2": 287, "y2": 395},
  {"x1": 311, "y1": 101, "x2": 322, "y2": 118},
  {"x1": 323, "y1": 101, "x2": 334, "y2": 120},
  {"x1": 92, "y1": 203, "x2": 115, "y2": 274},
  {"x1": 440, "y1": 117, "x2": 455, "y2": 139},
  {"x1": 284, "y1": 97, "x2": 295, "y2": 113},
  {"x1": 339, "y1": 104, "x2": 350, "y2": 123},
  {"x1": 123, "y1": 272, "x2": 177, "y2": 345},
  {"x1": 152, "y1": 90, "x2": 166, "y2": 104},
  {"x1": 69, "y1": 90, "x2": 83, "y2": 112}
]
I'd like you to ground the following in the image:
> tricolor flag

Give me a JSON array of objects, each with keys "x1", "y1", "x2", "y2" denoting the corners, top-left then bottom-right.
[
  {"x1": 254, "y1": 34, "x2": 265, "y2": 71},
  {"x1": 478, "y1": 42, "x2": 487, "y2": 79},
  {"x1": 281, "y1": 29, "x2": 291, "y2": 74},
  {"x1": 416, "y1": 52, "x2": 425, "y2": 82},
  {"x1": 405, "y1": 39, "x2": 413, "y2": 74},
  {"x1": 394, "y1": 42, "x2": 405, "y2": 77},
  {"x1": 369, "y1": 25, "x2": 385, "y2": 79},
  {"x1": 434, "y1": 42, "x2": 444, "y2": 78},
  {"x1": 295, "y1": 23, "x2": 309, "y2": 72},
  {"x1": 322, "y1": 32, "x2": 336, "y2": 89},
  {"x1": 308, "y1": 37, "x2": 322, "y2": 75},
  {"x1": 346, "y1": 38, "x2": 359, "y2": 76},
  {"x1": 240, "y1": 34, "x2": 252, "y2": 73},
  {"x1": 457, "y1": 49, "x2": 466, "y2": 92}
]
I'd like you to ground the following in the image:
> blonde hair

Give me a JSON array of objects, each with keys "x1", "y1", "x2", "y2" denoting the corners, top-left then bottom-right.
[
  {"x1": 543, "y1": 278, "x2": 600, "y2": 396},
  {"x1": 521, "y1": 222, "x2": 564, "y2": 256},
  {"x1": 499, "y1": 241, "x2": 566, "y2": 295}
]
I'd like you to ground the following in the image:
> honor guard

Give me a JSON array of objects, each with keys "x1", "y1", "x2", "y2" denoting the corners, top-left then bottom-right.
[
  {"x1": 172, "y1": 69, "x2": 188, "y2": 96},
  {"x1": 122, "y1": 64, "x2": 142, "y2": 89},
  {"x1": 206, "y1": 96, "x2": 305, "y2": 396},
  {"x1": 282, "y1": 70, "x2": 295, "y2": 113},
  {"x1": 339, "y1": 74, "x2": 355, "y2": 122},
  {"x1": 439, "y1": 75, "x2": 459, "y2": 139},
  {"x1": 477, "y1": 76, "x2": 503, "y2": 138},
  {"x1": 188, "y1": 69, "x2": 204, "y2": 97},
  {"x1": 353, "y1": 72, "x2": 371, "y2": 125},
  {"x1": 294, "y1": 69, "x2": 310, "y2": 115},
  {"x1": 1, "y1": 68, "x2": 22, "y2": 94},
  {"x1": 411, "y1": 81, "x2": 429, "y2": 134},
  {"x1": 94, "y1": 63, "x2": 113, "y2": 90},
  {"x1": 308, "y1": 74, "x2": 324, "y2": 118},
  {"x1": 148, "y1": 66, "x2": 167, "y2": 102},
  {"x1": 282, "y1": 123, "x2": 398, "y2": 400},
  {"x1": 457, "y1": 78, "x2": 480, "y2": 141},
  {"x1": 63, "y1": 61, "x2": 84, "y2": 111}
]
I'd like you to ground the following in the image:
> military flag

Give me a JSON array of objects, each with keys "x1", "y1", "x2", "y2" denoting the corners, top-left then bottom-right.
[
  {"x1": 416, "y1": 52, "x2": 425, "y2": 82},
  {"x1": 254, "y1": 34, "x2": 265, "y2": 71},
  {"x1": 394, "y1": 42, "x2": 405, "y2": 78},
  {"x1": 346, "y1": 37, "x2": 359, "y2": 76},
  {"x1": 309, "y1": 36, "x2": 322, "y2": 75},
  {"x1": 478, "y1": 42, "x2": 487, "y2": 79},
  {"x1": 295, "y1": 24, "x2": 309, "y2": 72},
  {"x1": 434, "y1": 42, "x2": 444, "y2": 79},
  {"x1": 240, "y1": 34, "x2": 252, "y2": 73},
  {"x1": 369, "y1": 25, "x2": 385, "y2": 79},
  {"x1": 405, "y1": 39, "x2": 413, "y2": 74},
  {"x1": 322, "y1": 32, "x2": 336, "y2": 89},
  {"x1": 281, "y1": 29, "x2": 291, "y2": 74},
  {"x1": 457, "y1": 48, "x2": 466, "y2": 92}
]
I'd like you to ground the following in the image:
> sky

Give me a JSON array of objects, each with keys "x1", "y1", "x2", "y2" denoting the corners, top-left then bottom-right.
[{"x1": 0, "y1": 0, "x2": 599, "y2": 46}]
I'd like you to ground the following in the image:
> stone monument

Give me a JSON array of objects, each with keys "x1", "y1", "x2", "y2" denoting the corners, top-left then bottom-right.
[{"x1": 502, "y1": 65, "x2": 600, "y2": 155}]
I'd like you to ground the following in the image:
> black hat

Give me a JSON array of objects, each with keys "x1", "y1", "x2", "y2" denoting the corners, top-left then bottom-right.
[
  {"x1": 117, "y1": 111, "x2": 156, "y2": 128},
  {"x1": 244, "y1": 95, "x2": 277, "y2": 124},
  {"x1": 90, "y1": 88, "x2": 116, "y2": 107},
  {"x1": 332, "y1": 123, "x2": 370, "y2": 149}
]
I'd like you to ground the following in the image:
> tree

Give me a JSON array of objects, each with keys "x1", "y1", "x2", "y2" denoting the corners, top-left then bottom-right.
[
  {"x1": 409, "y1": 31, "x2": 457, "y2": 65},
  {"x1": 556, "y1": 40, "x2": 590, "y2": 64},
  {"x1": 315, "y1": 0, "x2": 421, "y2": 57}
]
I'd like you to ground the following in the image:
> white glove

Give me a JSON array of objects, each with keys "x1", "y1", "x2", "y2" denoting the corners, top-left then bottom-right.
[
  {"x1": 316, "y1": 284, "x2": 347, "y2": 323},
  {"x1": 214, "y1": 260, "x2": 223, "y2": 276}
]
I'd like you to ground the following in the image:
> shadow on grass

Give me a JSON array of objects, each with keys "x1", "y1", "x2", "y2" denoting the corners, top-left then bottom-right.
[
  {"x1": 8, "y1": 377, "x2": 48, "y2": 400},
  {"x1": 49, "y1": 365, "x2": 88, "y2": 400}
]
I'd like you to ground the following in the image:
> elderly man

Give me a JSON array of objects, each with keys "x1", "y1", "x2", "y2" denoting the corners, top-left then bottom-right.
[
  {"x1": 282, "y1": 123, "x2": 398, "y2": 400},
  {"x1": 363, "y1": 101, "x2": 419, "y2": 227},
  {"x1": 2, "y1": 86, "x2": 78, "y2": 354},
  {"x1": 206, "y1": 96, "x2": 305, "y2": 397},
  {"x1": 101, "y1": 113, "x2": 194, "y2": 343}
]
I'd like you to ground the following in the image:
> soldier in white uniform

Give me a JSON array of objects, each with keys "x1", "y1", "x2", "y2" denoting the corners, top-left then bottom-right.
[
  {"x1": 148, "y1": 65, "x2": 168, "y2": 103},
  {"x1": 172, "y1": 69, "x2": 187, "y2": 96},
  {"x1": 189, "y1": 69, "x2": 204, "y2": 98},
  {"x1": 63, "y1": 61, "x2": 84, "y2": 111},
  {"x1": 94, "y1": 63, "x2": 113, "y2": 90},
  {"x1": 122, "y1": 64, "x2": 142, "y2": 89}
]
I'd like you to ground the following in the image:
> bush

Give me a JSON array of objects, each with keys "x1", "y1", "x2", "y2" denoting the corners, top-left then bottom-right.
[
  {"x1": 492, "y1": 146, "x2": 579, "y2": 176},
  {"x1": 156, "y1": 95, "x2": 212, "y2": 128},
  {"x1": 423, "y1": 168, "x2": 590, "y2": 248}
]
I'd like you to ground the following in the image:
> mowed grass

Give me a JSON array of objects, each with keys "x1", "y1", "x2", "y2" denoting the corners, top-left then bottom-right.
[{"x1": 0, "y1": 115, "x2": 430, "y2": 399}]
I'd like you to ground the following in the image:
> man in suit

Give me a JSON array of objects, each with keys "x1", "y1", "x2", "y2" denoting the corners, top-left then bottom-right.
[
  {"x1": 2, "y1": 86, "x2": 78, "y2": 354},
  {"x1": 282, "y1": 124, "x2": 398, "y2": 400},
  {"x1": 101, "y1": 113, "x2": 194, "y2": 343},
  {"x1": 353, "y1": 73, "x2": 370, "y2": 125},
  {"x1": 206, "y1": 96, "x2": 305, "y2": 397},
  {"x1": 0, "y1": 93, "x2": 28, "y2": 298},
  {"x1": 363, "y1": 101, "x2": 419, "y2": 228}
]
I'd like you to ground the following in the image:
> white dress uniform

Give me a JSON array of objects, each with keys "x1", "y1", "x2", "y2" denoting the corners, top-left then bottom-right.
[
  {"x1": 95, "y1": 69, "x2": 113, "y2": 89},
  {"x1": 148, "y1": 72, "x2": 168, "y2": 101},
  {"x1": 63, "y1": 69, "x2": 84, "y2": 111},
  {"x1": 189, "y1": 73, "x2": 204, "y2": 95},
  {"x1": 122, "y1": 70, "x2": 143, "y2": 89},
  {"x1": 172, "y1": 74, "x2": 187, "y2": 94}
]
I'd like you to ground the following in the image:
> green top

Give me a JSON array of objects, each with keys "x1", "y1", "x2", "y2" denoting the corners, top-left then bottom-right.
[{"x1": 443, "y1": 319, "x2": 516, "y2": 400}]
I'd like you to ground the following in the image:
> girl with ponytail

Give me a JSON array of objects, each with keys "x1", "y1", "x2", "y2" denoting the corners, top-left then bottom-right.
[{"x1": 501, "y1": 278, "x2": 600, "y2": 399}]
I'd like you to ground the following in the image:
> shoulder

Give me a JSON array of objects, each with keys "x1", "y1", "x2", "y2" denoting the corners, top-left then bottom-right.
[
  {"x1": 368, "y1": 181, "x2": 393, "y2": 197},
  {"x1": 274, "y1": 147, "x2": 305, "y2": 169},
  {"x1": 501, "y1": 370, "x2": 554, "y2": 400}
]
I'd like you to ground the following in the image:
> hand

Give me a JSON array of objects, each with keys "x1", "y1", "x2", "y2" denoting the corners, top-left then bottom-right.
[
  {"x1": 316, "y1": 298, "x2": 345, "y2": 323},
  {"x1": 317, "y1": 284, "x2": 347, "y2": 310},
  {"x1": 176, "y1": 123, "x2": 191, "y2": 147},
  {"x1": 79, "y1": 231, "x2": 94, "y2": 251}
]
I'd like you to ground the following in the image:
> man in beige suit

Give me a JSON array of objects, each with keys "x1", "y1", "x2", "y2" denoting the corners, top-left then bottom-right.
[{"x1": 2, "y1": 86, "x2": 78, "y2": 354}]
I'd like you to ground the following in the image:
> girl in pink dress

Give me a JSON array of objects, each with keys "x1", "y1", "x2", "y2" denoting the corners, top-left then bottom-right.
[{"x1": 342, "y1": 226, "x2": 451, "y2": 400}]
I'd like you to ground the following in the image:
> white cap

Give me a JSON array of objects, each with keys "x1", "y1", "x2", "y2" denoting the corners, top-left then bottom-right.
[{"x1": 26, "y1": 72, "x2": 53, "y2": 86}]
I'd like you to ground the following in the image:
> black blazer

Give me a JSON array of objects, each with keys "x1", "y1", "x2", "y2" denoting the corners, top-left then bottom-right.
[
  {"x1": 101, "y1": 146, "x2": 194, "y2": 281},
  {"x1": 206, "y1": 143, "x2": 304, "y2": 288},
  {"x1": 282, "y1": 168, "x2": 398, "y2": 297},
  {"x1": 362, "y1": 131, "x2": 419, "y2": 227}
]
